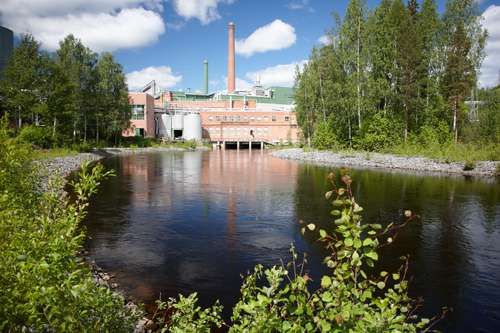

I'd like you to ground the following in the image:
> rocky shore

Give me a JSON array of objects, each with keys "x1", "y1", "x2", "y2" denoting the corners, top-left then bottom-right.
[{"x1": 272, "y1": 148, "x2": 499, "y2": 178}]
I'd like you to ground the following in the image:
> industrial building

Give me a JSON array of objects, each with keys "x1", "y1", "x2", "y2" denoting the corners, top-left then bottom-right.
[
  {"x1": 124, "y1": 22, "x2": 300, "y2": 148},
  {"x1": 0, "y1": 26, "x2": 14, "y2": 77}
]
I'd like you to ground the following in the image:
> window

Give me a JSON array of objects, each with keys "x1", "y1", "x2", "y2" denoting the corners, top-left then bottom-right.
[
  {"x1": 131, "y1": 105, "x2": 145, "y2": 120},
  {"x1": 257, "y1": 117, "x2": 262, "y2": 121},
  {"x1": 272, "y1": 115, "x2": 277, "y2": 122},
  {"x1": 209, "y1": 116, "x2": 214, "y2": 121},
  {"x1": 285, "y1": 116, "x2": 290, "y2": 121},
  {"x1": 216, "y1": 115, "x2": 221, "y2": 121}
]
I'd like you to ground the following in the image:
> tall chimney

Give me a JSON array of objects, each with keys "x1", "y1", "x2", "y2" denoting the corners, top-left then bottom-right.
[
  {"x1": 203, "y1": 60, "x2": 209, "y2": 95},
  {"x1": 227, "y1": 22, "x2": 235, "y2": 93}
]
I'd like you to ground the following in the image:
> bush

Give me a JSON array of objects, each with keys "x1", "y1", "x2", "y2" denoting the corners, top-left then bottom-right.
[
  {"x1": 0, "y1": 124, "x2": 139, "y2": 331},
  {"x1": 71, "y1": 142, "x2": 93, "y2": 153},
  {"x1": 416, "y1": 122, "x2": 452, "y2": 146},
  {"x1": 311, "y1": 122, "x2": 338, "y2": 150},
  {"x1": 354, "y1": 113, "x2": 401, "y2": 151},
  {"x1": 463, "y1": 160, "x2": 476, "y2": 171},
  {"x1": 17, "y1": 125, "x2": 54, "y2": 149},
  {"x1": 157, "y1": 171, "x2": 436, "y2": 332}
]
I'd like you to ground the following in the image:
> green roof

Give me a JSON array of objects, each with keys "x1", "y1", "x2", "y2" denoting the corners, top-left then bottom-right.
[{"x1": 169, "y1": 86, "x2": 294, "y2": 105}]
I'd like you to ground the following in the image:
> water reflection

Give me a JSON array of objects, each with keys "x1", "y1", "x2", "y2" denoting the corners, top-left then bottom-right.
[{"x1": 84, "y1": 151, "x2": 500, "y2": 332}]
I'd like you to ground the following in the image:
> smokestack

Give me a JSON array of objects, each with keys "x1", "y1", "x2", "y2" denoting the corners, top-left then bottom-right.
[
  {"x1": 227, "y1": 22, "x2": 235, "y2": 93},
  {"x1": 203, "y1": 60, "x2": 208, "y2": 95}
]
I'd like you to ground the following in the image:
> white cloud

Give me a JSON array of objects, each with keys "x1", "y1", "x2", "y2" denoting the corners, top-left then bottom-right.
[
  {"x1": 126, "y1": 66, "x2": 182, "y2": 91},
  {"x1": 245, "y1": 60, "x2": 307, "y2": 87},
  {"x1": 286, "y1": 0, "x2": 314, "y2": 12},
  {"x1": 171, "y1": 0, "x2": 234, "y2": 25},
  {"x1": 0, "y1": 0, "x2": 165, "y2": 52},
  {"x1": 318, "y1": 35, "x2": 331, "y2": 45},
  {"x1": 479, "y1": 5, "x2": 500, "y2": 87},
  {"x1": 235, "y1": 20, "x2": 297, "y2": 57}
]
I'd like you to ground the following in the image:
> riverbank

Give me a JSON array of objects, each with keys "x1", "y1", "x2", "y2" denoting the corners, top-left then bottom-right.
[
  {"x1": 34, "y1": 147, "x2": 208, "y2": 332},
  {"x1": 272, "y1": 148, "x2": 500, "y2": 178}
]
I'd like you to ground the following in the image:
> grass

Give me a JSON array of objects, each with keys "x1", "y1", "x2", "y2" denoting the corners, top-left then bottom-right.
[
  {"x1": 390, "y1": 142, "x2": 500, "y2": 162},
  {"x1": 31, "y1": 147, "x2": 78, "y2": 160}
]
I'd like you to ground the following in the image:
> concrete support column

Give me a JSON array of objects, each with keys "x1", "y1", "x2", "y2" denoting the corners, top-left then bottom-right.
[
  {"x1": 260, "y1": 141, "x2": 264, "y2": 150},
  {"x1": 249, "y1": 140, "x2": 252, "y2": 151},
  {"x1": 237, "y1": 141, "x2": 240, "y2": 150},
  {"x1": 223, "y1": 141, "x2": 226, "y2": 150}
]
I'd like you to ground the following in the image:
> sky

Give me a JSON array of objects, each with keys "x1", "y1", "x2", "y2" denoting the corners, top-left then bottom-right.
[{"x1": 0, "y1": 0, "x2": 499, "y2": 92}]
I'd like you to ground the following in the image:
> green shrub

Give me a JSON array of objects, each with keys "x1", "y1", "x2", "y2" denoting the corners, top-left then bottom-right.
[
  {"x1": 354, "y1": 113, "x2": 401, "y2": 151},
  {"x1": 0, "y1": 124, "x2": 139, "y2": 331},
  {"x1": 417, "y1": 122, "x2": 452, "y2": 146},
  {"x1": 71, "y1": 142, "x2": 93, "y2": 153},
  {"x1": 17, "y1": 125, "x2": 54, "y2": 149},
  {"x1": 311, "y1": 122, "x2": 338, "y2": 150},
  {"x1": 463, "y1": 160, "x2": 476, "y2": 171},
  {"x1": 158, "y1": 171, "x2": 435, "y2": 332}
]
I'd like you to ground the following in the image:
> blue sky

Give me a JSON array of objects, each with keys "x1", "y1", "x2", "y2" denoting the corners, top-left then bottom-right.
[{"x1": 1, "y1": 0, "x2": 499, "y2": 90}]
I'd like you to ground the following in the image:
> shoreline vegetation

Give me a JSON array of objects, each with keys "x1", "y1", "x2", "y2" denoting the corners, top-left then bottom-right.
[
  {"x1": 2, "y1": 137, "x2": 437, "y2": 331},
  {"x1": 272, "y1": 147, "x2": 500, "y2": 178}
]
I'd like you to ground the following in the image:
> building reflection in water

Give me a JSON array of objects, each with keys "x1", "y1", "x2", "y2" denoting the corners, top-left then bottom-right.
[{"x1": 84, "y1": 151, "x2": 500, "y2": 332}]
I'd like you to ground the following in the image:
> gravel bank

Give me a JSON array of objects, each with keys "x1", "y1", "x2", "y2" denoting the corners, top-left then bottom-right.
[{"x1": 272, "y1": 148, "x2": 499, "y2": 178}]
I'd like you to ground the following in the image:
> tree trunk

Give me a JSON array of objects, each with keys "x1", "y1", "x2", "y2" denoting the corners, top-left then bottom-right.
[
  {"x1": 52, "y1": 117, "x2": 57, "y2": 138},
  {"x1": 96, "y1": 116, "x2": 99, "y2": 142},
  {"x1": 452, "y1": 99, "x2": 458, "y2": 143},
  {"x1": 84, "y1": 113, "x2": 87, "y2": 143}
]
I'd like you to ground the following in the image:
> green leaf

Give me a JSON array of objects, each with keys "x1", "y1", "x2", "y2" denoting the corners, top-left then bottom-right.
[
  {"x1": 377, "y1": 281, "x2": 385, "y2": 289},
  {"x1": 362, "y1": 238, "x2": 373, "y2": 246},
  {"x1": 319, "y1": 229, "x2": 327, "y2": 238},
  {"x1": 321, "y1": 276, "x2": 332, "y2": 288},
  {"x1": 365, "y1": 251, "x2": 379, "y2": 261},
  {"x1": 392, "y1": 273, "x2": 400, "y2": 280},
  {"x1": 307, "y1": 223, "x2": 316, "y2": 231},
  {"x1": 344, "y1": 238, "x2": 353, "y2": 247}
]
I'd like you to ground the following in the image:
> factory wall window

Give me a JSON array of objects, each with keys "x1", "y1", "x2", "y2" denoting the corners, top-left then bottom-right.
[
  {"x1": 216, "y1": 115, "x2": 221, "y2": 121},
  {"x1": 272, "y1": 115, "x2": 277, "y2": 121},
  {"x1": 285, "y1": 116, "x2": 290, "y2": 121},
  {"x1": 131, "y1": 105, "x2": 145, "y2": 120},
  {"x1": 209, "y1": 116, "x2": 214, "y2": 121}
]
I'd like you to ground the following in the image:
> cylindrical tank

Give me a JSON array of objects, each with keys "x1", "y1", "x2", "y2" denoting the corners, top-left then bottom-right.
[
  {"x1": 158, "y1": 114, "x2": 172, "y2": 138},
  {"x1": 183, "y1": 113, "x2": 202, "y2": 141},
  {"x1": 172, "y1": 114, "x2": 184, "y2": 130}
]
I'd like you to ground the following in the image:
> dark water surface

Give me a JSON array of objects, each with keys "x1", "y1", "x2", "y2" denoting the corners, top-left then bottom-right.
[{"x1": 83, "y1": 150, "x2": 500, "y2": 332}]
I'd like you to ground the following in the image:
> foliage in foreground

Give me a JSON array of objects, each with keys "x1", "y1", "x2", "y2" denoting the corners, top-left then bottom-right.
[
  {"x1": 0, "y1": 128, "x2": 138, "y2": 331},
  {"x1": 157, "y1": 171, "x2": 439, "y2": 332}
]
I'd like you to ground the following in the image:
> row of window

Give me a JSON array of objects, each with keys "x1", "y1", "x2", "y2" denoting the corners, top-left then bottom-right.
[
  {"x1": 208, "y1": 115, "x2": 290, "y2": 122},
  {"x1": 131, "y1": 105, "x2": 145, "y2": 120},
  {"x1": 207, "y1": 127, "x2": 270, "y2": 132}
]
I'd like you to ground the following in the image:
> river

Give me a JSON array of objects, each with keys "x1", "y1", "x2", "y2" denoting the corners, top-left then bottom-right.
[{"x1": 83, "y1": 150, "x2": 500, "y2": 332}]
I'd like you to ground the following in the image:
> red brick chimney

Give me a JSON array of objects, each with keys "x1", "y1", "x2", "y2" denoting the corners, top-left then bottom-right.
[{"x1": 227, "y1": 22, "x2": 235, "y2": 93}]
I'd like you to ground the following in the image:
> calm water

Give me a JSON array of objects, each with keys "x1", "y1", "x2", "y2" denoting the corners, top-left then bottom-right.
[{"x1": 83, "y1": 150, "x2": 500, "y2": 332}]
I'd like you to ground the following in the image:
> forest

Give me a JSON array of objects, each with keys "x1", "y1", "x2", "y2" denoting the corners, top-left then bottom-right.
[
  {"x1": 294, "y1": 0, "x2": 499, "y2": 161},
  {"x1": 0, "y1": 34, "x2": 130, "y2": 149}
]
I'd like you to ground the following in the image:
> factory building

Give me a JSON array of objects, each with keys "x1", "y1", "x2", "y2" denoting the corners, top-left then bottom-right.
[
  {"x1": 0, "y1": 26, "x2": 14, "y2": 77},
  {"x1": 124, "y1": 22, "x2": 300, "y2": 147}
]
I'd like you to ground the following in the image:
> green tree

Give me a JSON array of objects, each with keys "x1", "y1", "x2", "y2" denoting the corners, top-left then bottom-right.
[
  {"x1": 95, "y1": 53, "x2": 130, "y2": 144},
  {"x1": 0, "y1": 35, "x2": 43, "y2": 130},
  {"x1": 56, "y1": 35, "x2": 98, "y2": 142},
  {"x1": 441, "y1": 0, "x2": 487, "y2": 142}
]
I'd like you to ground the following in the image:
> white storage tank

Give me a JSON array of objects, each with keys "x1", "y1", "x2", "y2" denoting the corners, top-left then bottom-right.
[
  {"x1": 157, "y1": 114, "x2": 172, "y2": 138},
  {"x1": 172, "y1": 114, "x2": 184, "y2": 130},
  {"x1": 183, "y1": 113, "x2": 202, "y2": 141}
]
